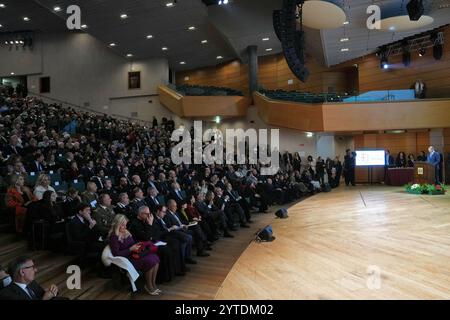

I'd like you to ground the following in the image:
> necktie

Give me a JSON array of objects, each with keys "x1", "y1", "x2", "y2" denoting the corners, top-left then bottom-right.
[
  {"x1": 154, "y1": 197, "x2": 159, "y2": 205},
  {"x1": 26, "y1": 285, "x2": 38, "y2": 300},
  {"x1": 172, "y1": 213, "x2": 182, "y2": 226}
]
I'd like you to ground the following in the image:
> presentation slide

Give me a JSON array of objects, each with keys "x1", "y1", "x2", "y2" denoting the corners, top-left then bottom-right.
[{"x1": 355, "y1": 150, "x2": 386, "y2": 166}]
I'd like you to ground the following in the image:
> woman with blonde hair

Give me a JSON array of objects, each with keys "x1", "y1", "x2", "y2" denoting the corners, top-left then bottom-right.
[
  {"x1": 108, "y1": 214, "x2": 161, "y2": 295},
  {"x1": 33, "y1": 173, "x2": 56, "y2": 200},
  {"x1": 6, "y1": 174, "x2": 36, "y2": 233}
]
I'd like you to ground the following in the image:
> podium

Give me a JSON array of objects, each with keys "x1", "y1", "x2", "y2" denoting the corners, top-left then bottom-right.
[{"x1": 413, "y1": 161, "x2": 435, "y2": 184}]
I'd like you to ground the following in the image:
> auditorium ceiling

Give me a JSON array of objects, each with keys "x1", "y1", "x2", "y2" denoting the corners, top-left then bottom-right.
[{"x1": 1, "y1": 0, "x2": 449, "y2": 70}]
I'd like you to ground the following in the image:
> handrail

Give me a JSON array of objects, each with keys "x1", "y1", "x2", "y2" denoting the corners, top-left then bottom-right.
[{"x1": 28, "y1": 91, "x2": 153, "y2": 125}]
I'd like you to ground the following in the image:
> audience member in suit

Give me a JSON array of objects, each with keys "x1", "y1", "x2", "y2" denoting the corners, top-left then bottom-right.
[
  {"x1": 68, "y1": 203, "x2": 104, "y2": 258},
  {"x1": 115, "y1": 177, "x2": 131, "y2": 197},
  {"x1": 27, "y1": 153, "x2": 45, "y2": 173},
  {"x1": 92, "y1": 193, "x2": 115, "y2": 238},
  {"x1": 427, "y1": 146, "x2": 441, "y2": 184},
  {"x1": 129, "y1": 206, "x2": 185, "y2": 281},
  {"x1": 385, "y1": 150, "x2": 395, "y2": 167},
  {"x1": 130, "y1": 187, "x2": 147, "y2": 218},
  {"x1": 214, "y1": 187, "x2": 248, "y2": 229},
  {"x1": 3, "y1": 135, "x2": 23, "y2": 157},
  {"x1": 224, "y1": 182, "x2": 252, "y2": 223},
  {"x1": 196, "y1": 192, "x2": 234, "y2": 238},
  {"x1": 292, "y1": 152, "x2": 302, "y2": 172},
  {"x1": 114, "y1": 192, "x2": 133, "y2": 220},
  {"x1": 81, "y1": 160, "x2": 96, "y2": 183},
  {"x1": 81, "y1": 181, "x2": 98, "y2": 208},
  {"x1": 145, "y1": 187, "x2": 163, "y2": 213},
  {"x1": 99, "y1": 178, "x2": 119, "y2": 204},
  {"x1": 166, "y1": 199, "x2": 210, "y2": 257},
  {"x1": 168, "y1": 182, "x2": 186, "y2": 206},
  {"x1": 0, "y1": 256, "x2": 61, "y2": 300},
  {"x1": 154, "y1": 205, "x2": 197, "y2": 265},
  {"x1": 185, "y1": 195, "x2": 218, "y2": 242},
  {"x1": 156, "y1": 172, "x2": 170, "y2": 196},
  {"x1": 395, "y1": 152, "x2": 407, "y2": 168},
  {"x1": 63, "y1": 188, "x2": 82, "y2": 218}
]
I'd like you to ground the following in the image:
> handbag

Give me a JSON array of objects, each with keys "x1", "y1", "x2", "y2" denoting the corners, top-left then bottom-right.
[{"x1": 130, "y1": 241, "x2": 158, "y2": 260}]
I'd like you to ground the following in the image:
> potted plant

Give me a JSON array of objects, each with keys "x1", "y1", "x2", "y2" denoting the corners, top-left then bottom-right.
[{"x1": 428, "y1": 184, "x2": 447, "y2": 195}]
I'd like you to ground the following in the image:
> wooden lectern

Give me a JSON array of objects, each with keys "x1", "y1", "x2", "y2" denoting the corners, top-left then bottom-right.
[{"x1": 413, "y1": 161, "x2": 435, "y2": 184}]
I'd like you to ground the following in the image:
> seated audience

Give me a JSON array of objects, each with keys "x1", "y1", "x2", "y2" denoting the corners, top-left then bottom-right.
[
  {"x1": 7, "y1": 174, "x2": 36, "y2": 233},
  {"x1": 92, "y1": 193, "x2": 115, "y2": 238}
]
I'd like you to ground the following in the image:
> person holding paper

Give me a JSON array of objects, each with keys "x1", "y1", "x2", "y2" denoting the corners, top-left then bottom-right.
[{"x1": 129, "y1": 206, "x2": 186, "y2": 281}]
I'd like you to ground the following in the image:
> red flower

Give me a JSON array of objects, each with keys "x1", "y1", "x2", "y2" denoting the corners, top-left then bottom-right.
[{"x1": 436, "y1": 185, "x2": 442, "y2": 190}]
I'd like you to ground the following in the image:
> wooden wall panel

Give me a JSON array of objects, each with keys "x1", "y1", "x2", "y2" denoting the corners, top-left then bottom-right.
[
  {"x1": 355, "y1": 26, "x2": 450, "y2": 98},
  {"x1": 354, "y1": 131, "x2": 431, "y2": 183}
]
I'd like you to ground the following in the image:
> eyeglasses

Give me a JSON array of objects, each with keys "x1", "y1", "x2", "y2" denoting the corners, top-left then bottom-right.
[{"x1": 21, "y1": 265, "x2": 36, "y2": 270}]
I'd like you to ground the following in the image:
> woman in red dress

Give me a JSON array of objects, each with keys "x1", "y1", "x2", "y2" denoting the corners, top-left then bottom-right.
[{"x1": 6, "y1": 174, "x2": 36, "y2": 233}]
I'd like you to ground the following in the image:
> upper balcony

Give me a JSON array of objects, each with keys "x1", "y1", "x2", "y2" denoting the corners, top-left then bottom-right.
[
  {"x1": 158, "y1": 84, "x2": 250, "y2": 118},
  {"x1": 254, "y1": 90, "x2": 450, "y2": 132}
]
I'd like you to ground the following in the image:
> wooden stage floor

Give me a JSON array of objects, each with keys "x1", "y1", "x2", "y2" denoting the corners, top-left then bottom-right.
[{"x1": 215, "y1": 186, "x2": 450, "y2": 299}]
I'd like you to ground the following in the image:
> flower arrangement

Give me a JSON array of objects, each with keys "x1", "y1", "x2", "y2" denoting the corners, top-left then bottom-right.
[{"x1": 405, "y1": 183, "x2": 447, "y2": 195}]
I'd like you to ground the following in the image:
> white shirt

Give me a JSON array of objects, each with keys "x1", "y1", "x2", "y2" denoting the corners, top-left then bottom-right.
[
  {"x1": 34, "y1": 185, "x2": 56, "y2": 200},
  {"x1": 14, "y1": 282, "x2": 33, "y2": 298}
]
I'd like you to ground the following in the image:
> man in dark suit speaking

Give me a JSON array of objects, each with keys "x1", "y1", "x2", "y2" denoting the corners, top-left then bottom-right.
[
  {"x1": 427, "y1": 146, "x2": 441, "y2": 184},
  {"x1": 0, "y1": 256, "x2": 60, "y2": 300}
]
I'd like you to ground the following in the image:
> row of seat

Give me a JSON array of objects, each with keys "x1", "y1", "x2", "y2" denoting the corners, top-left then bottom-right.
[
  {"x1": 260, "y1": 89, "x2": 344, "y2": 103},
  {"x1": 173, "y1": 84, "x2": 243, "y2": 96}
]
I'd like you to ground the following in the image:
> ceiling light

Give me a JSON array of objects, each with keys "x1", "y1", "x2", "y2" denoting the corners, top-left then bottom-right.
[
  {"x1": 180, "y1": 61, "x2": 186, "y2": 65},
  {"x1": 0, "y1": 4, "x2": 5, "y2": 8},
  {"x1": 218, "y1": 0, "x2": 229, "y2": 5},
  {"x1": 109, "y1": 43, "x2": 116, "y2": 47},
  {"x1": 306, "y1": 132, "x2": 313, "y2": 138},
  {"x1": 166, "y1": 2, "x2": 174, "y2": 7},
  {"x1": 340, "y1": 48, "x2": 349, "y2": 52},
  {"x1": 126, "y1": 53, "x2": 133, "y2": 57},
  {"x1": 0, "y1": 24, "x2": 2, "y2": 28},
  {"x1": 340, "y1": 37, "x2": 349, "y2": 42},
  {"x1": 201, "y1": 40, "x2": 208, "y2": 44},
  {"x1": 23, "y1": 17, "x2": 30, "y2": 22},
  {"x1": 343, "y1": 21, "x2": 349, "y2": 25},
  {"x1": 216, "y1": 56, "x2": 223, "y2": 59},
  {"x1": 53, "y1": 6, "x2": 61, "y2": 12},
  {"x1": 266, "y1": 48, "x2": 273, "y2": 52},
  {"x1": 146, "y1": 35, "x2": 153, "y2": 39},
  {"x1": 389, "y1": 26, "x2": 395, "y2": 31},
  {"x1": 120, "y1": 14, "x2": 128, "y2": 19},
  {"x1": 81, "y1": 24, "x2": 88, "y2": 29},
  {"x1": 10, "y1": 72, "x2": 15, "y2": 75},
  {"x1": 188, "y1": 26, "x2": 196, "y2": 31},
  {"x1": 162, "y1": 47, "x2": 168, "y2": 51},
  {"x1": 262, "y1": 37, "x2": 270, "y2": 41}
]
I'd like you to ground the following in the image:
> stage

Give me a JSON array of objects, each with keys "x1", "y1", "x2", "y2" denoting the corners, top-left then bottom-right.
[{"x1": 215, "y1": 186, "x2": 450, "y2": 299}]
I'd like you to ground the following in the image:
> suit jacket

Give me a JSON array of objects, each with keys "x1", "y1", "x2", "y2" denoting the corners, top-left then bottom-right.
[
  {"x1": 92, "y1": 206, "x2": 115, "y2": 236},
  {"x1": 27, "y1": 161, "x2": 44, "y2": 173},
  {"x1": 68, "y1": 215, "x2": 100, "y2": 243},
  {"x1": 427, "y1": 152, "x2": 441, "y2": 168},
  {"x1": 168, "y1": 189, "x2": 186, "y2": 205},
  {"x1": 114, "y1": 203, "x2": 133, "y2": 219},
  {"x1": 81, "y1": 192, "x2": 98, "y2": 208},
  {"x1": 0, "y1": 281, "x2": 44, "y2": 300},
  {"x1": 164, "y1": 211, "x2": 184, "y2": 228},
  {"x1": 145, "y1": 196, "x2": 162, "y2": 213}
]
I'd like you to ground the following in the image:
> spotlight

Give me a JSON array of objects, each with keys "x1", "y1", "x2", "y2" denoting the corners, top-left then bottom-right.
[
  {"x1": 406, "y1": 0, "x2": 424, "y2": 21},
  {"x1": 431, "y1": 32, "x2": 444, "y2": 60},
  {"x1": 418, "y1": 47, "x2": 426, "y2": 57},
  {"x1": 378, "y1": 46, "x2": 389, "y2": 69},
  {"x1": 402, "y1": 41, "x2": 411, "y2": 66}
]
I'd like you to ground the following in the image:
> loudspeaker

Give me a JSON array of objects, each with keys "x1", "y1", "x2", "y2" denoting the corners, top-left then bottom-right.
[
  {"x1": 406, "y1": 0, "x2": 424, "y2": 21},
  {"x1": 278, "y1": 0, "x2": 309, "y2": 82},
  {"x1": 275, "y1": 208, "x2": 288, "y2": 218},
  {"x1": 433, "y1": 44, "x2": 443, "y2": 60},
  {"x1": 273, "y1": 10, "x2": 282, "y2": 41}
]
